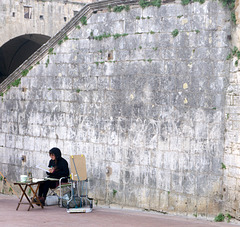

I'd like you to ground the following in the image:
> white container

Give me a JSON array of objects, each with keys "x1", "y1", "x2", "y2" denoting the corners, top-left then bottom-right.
[
  {"x1": 20, "y1": 175, "x2": 28, "y2": 182},
  {"x1": 45, "y1": 195, "x2": 59, "y2": 206}
]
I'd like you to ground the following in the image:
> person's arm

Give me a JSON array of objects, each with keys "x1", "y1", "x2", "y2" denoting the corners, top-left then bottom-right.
[
  {"x1": 46, "y1": 160, "x2": 55, "y2": 175},
  {"x1": 48, "y1": 159, "x2": 69, "y2": 178}
]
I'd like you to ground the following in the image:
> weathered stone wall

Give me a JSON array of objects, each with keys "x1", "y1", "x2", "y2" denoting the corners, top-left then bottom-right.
[
  {"x1": 223, "y1": 1, "x2": 240, "y2": 220},
  {"x1": 0, "y1": 1, "x2": 234, "y2": 218},
  {"x1": 0, "y1": 0, "x2": 85, "y2": 47}
]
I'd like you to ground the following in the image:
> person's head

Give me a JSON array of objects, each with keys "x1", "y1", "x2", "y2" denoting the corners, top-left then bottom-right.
[{"x1": 49, "y1": 147, "x2": 62, "y2": 161}]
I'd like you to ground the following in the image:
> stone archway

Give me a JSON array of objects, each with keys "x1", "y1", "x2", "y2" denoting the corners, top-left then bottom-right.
[{"x1": 0, "y1": 34, "x2": 50, "y2": 83}]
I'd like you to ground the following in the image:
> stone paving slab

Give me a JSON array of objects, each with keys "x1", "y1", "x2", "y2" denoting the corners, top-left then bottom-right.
[{"x1": 0, "y1": 194, "x2": 239, "y2": 227}]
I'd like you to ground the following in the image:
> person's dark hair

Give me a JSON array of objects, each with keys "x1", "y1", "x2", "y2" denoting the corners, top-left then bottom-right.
[
  {"x1": 49, "y1": 147, "x2": 62, "y2": 168},
  {"x1": 49, "y1": 147, "x2": 62, "y2": 159}
]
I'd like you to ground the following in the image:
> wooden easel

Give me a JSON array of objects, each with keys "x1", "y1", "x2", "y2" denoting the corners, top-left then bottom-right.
[
  {"x1": 0, "y1": 171, "x2": 19, "y2": 199},
  {"x1": 70, "y1": 155, "x2": 87, "y2": 181}
]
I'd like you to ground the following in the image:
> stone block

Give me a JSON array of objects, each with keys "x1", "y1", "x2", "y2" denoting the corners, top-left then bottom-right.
[
  {"x1": 0, "y1": 133, "x2": 5, "y2": 147},
  {"x1": 159, "y1": 190, "x2": 169, "y2": 211},
  {"x1": 172, "y1": 173, "x2": 184, "y2": 193},
  {"x1": 5, "y1": 134, "x2": 15, "y2": 148},
  {"x1": 23, "y1": 136, "x2": 35, "y2": 151},
  {"x1": 210, "y1": 47, "x2": 230, "y2": 61},
  {"x1": 156, "y1": 170, "x2": 171, "y2": 191},
  {"x1": 197, "y1": 197, "x2": 207, "y2": 215},
  {"x1": 168, "y1": 193, "x2": 178, "y2": 212},
  {"x1": 176, "y1": 195, "x2": 188, "y2": 214},
  {"x1": 187, "y1": 197, "x2": 197, "y2": 215},
  {"x1": 149, "y1": 188, "x2": 160, "y2": 210},
  {"x1": 197, "y1": 175, "x2": 209, "y2": 196}
]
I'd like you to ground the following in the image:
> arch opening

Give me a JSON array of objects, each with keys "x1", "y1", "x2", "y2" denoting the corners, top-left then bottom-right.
[{"x1": 0, "y1": 34, "x2": 50, "y2": 83}]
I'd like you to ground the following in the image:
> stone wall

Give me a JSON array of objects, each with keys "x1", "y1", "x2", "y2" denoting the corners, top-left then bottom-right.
[
  {"x1": 0, "y1": 0, "x2": 234, "y2": 218},
  {"x1": 0, "y1": 0, "x2": 85, "y2": 47},
  {"x1": 223, "y1": 0, "x2": 240, "y2": 220}
]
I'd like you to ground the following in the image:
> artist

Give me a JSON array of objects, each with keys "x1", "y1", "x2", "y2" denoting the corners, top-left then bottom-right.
[{"x1": 37, "y1": 147, "x2": 69, "y2": 205}]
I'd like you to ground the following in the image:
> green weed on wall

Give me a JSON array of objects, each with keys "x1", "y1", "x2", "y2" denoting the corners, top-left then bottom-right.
[{"x1": 139, "y1": 0, "x2": 161, "y2": 8}]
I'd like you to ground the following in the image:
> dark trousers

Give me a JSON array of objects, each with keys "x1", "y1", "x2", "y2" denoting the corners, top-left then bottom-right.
[{"x1": 38, "y1": 180, "x2": 57, "y2": 198}]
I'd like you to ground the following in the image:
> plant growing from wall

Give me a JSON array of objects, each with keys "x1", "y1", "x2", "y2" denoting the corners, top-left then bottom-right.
[
  {"x1": 94, "y1": 61, "x2": 105, "y2": 66},
  {"x1": 113, "y1": 33, "x2": 128, "y2": 39},
  {"x1": 113, "y1": 5, "x2": 126, "y2": 12},
  {"x1": 80, "y1": 16, "x2": 87, "y2": 25},
  {"x1": 21, "y1": 69, "x2": 29, "y2": 77},
  {"x1": 231, "y1": 12, "x2": 236, "y2": 24},
  {"x1": 125, "y1": 5, "x2": 130, "y2": 11},
  {"x1": 113, "y1": 189, "x2": 117, "y2": 197},
  {"x1": 172, "y1": 29, "x2": 179, "y2": 37},
  {"x1": 139, "y1": 0, "x2": 161, "y2": 8},
  {"x1": 108, "y1": 5, "x2": 112, "y2": 12},
  {"x1": 48, "y1": 48, "x2": 54, "y2": 55},
  {"x1": 93, "y1": 32, "x2": 111, "y2": 41},
  {"x1": 92, "y1": 32, "x2": 128, "y2": 41},
  {"x1": 181, "y1": 0, "x2": 205, "y2": 5},
  {"x1": 214, "y1": 213, "x2": 225, "y2": 222},
  {"x1": 11, "y1": 78, "x2": 21, "y2": 87},
  {"x1": 226, "y1": 213, "x2": 232, "y2": 223},
  {"x1": 226, "y1": 46, "x2": 240, "y2": 66},
  {"x1": 221, "y1": 162, "x2": 226, "y2": 169},
  {"x1": 109, "y1": 4, "x2": 130, "y2": 12},
  {"x1": 58, "y1": 39, "x2": 63, "y2": 45},
  {"x1": 45, "y1": 57, "x2": 50, "y2": 68},
  {"x1": 64, "y1": 35, "x2": 69, "y2": 41}
]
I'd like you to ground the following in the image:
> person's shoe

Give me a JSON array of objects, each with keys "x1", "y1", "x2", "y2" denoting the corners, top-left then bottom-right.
[{"x1": 39, "y1": 197, "x2": 45, "y2": 206}]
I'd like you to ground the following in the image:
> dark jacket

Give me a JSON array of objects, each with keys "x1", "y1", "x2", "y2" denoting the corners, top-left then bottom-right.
[{"x1": 47, "y1": 147, "x2": 69, "y2": 179}]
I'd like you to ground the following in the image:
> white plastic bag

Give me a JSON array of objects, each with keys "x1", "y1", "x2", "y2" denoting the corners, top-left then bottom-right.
[{"x1": 45, "y1": 195, "x2": 59, "y2": 206}]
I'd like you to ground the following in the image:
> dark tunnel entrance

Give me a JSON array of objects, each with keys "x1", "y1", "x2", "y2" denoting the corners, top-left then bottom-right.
[{"x1": 0, "y1": 34, "x2": 50, "y2": 83}]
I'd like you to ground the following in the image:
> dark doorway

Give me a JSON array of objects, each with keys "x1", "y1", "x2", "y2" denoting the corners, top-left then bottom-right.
[{"x1": 0, "y1": 34, "x2": 50, "y2": 83}]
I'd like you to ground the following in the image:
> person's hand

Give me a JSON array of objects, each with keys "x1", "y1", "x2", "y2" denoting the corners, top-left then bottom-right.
[{"x1": 49, "y1": 167, "x2": 54, "y2": 173}]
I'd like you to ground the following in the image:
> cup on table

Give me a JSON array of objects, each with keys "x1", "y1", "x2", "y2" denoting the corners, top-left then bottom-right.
[{"x1": 20, "y1": 175, "x2": 28, "y2": 182}]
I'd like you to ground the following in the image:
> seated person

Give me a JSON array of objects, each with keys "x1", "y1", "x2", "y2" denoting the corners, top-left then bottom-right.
[{"x1": 37, "y1": 147, "x2": 69, "y2": 205}]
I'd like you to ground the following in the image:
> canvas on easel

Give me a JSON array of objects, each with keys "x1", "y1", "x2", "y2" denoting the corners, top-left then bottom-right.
[{"x1": 70, "y1": 155, "x2": 87, "y2": 181}]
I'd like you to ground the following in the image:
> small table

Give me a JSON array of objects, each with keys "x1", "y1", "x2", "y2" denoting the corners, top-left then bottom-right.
[{"x1": 14, "y1": 181, "x2": 45, "y2": 211}]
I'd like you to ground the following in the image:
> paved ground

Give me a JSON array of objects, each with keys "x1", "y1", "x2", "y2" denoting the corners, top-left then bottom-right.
[{"x1": 0, "y1": 194, "x2": 239, "y2": 227}]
